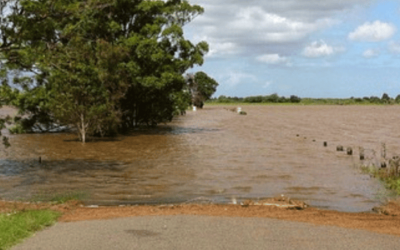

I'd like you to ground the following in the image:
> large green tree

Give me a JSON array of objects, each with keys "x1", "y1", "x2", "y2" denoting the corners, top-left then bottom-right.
[{"x1": 0, "y1": 0, "x2": 208, "y2": 142}]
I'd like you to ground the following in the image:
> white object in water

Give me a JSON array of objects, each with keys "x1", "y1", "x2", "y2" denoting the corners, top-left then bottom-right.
[
  {"x1": 193, "y1": 106, "x2": 197, "y2": 111},
  {"x1": 237, "y1": 107, "x2": 242, "y2": 113}
]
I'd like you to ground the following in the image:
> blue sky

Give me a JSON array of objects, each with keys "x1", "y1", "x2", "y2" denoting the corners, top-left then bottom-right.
[{"x1": 184, "y1": 0, "x2": 400, "y2": 98}]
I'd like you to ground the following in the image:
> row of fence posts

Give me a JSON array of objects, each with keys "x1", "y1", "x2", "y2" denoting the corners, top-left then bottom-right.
[{"x1": 320, "y1": 140, "x2": 399, "y2": 176}]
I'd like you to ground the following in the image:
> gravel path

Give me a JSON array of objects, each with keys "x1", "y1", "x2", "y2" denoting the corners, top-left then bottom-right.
[{"x1": 13, "y1": 215, "x2": 400, "y2": 250}]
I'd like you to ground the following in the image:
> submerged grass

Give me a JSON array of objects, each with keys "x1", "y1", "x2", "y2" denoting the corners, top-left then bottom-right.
[
  {"x1": 0, "y1": 210, "x2": 61, "y2": 250},
  {"x1": 361, "y1": 166, "x2": 400, "y2": 195},
  {"x1": 31, "y1": 190, "x2": 88, "y2": 204}
]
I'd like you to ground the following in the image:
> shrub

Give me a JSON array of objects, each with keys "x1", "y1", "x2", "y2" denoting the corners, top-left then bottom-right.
[{"x1": 8, "y1": 124, "x2": 26, "y2": 134}]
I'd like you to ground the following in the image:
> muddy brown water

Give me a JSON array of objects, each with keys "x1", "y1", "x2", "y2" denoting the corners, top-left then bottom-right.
[{"x1": 0, "y1": 105, "x2": 398, "y2": 212}]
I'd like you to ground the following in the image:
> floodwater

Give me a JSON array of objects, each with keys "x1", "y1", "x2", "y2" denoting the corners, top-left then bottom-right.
[{"x1": 0, "y1": 105, "x2": 398, "y2": 212}]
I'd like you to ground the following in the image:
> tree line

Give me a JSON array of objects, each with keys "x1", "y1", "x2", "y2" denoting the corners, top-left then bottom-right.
[
  {"x1": 208, "y1": 93, "x2": 400, "y2": 105},
  {"x1": 209, "y1": 94, "x2": 302, "y2": 104},
  {"x1": 0, "y1": 0, "x2": 217, "y2": 143}
]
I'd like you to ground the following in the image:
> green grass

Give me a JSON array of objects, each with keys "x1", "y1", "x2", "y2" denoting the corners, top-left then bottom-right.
[
  {"x1": 361, "y1": 166, "x2": 400, "y2": 195},
  {"x1": 385, "y1": 178, "x2": 400, "y2": 194},
  {"x1": 31, "y1": 190, "x2": 88, "y2": 204},
  {"x1": 0, "y1": 210, "x2": 61, "y2": 250}
]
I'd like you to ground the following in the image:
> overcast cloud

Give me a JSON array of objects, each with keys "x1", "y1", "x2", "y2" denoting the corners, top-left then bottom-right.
[
  {"x1": 184, "y1": 0, "x2": 400, "y2": 98},
  {"x1": 188, "y1": 0, "x2": 373, "y2": 57}
]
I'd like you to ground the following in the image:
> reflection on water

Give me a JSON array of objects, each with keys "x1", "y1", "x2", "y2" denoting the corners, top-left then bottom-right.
[{"x1": 0, "y1": 105, "x2": 398, "y2": 211}]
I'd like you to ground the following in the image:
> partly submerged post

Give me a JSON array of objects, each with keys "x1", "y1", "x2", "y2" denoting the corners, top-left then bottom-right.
[
  {"x1": 347, "y1": 147, "x2": 353, "y2": 155},
  {"x1": 359, "y1": 147, "x2": 365, "y2": 160}
]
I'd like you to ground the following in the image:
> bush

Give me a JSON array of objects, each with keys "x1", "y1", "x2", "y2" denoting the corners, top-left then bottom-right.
[
  {"x1": 8, "y1": 124, "x2": 26, "y2": 134},
  {"x1": 289, "y1": 95, "x2": 301, "y2": 103}
]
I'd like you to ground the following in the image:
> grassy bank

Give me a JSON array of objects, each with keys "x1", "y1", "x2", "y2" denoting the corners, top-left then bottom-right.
[
  {"x1": 0, "y1": 191, "x2": 86, "y2": 249},
  {"x1": 361, "y1": 166, "x2": 400, "y2": 195},
  {"x1": 0, "y1": 210, "x2": 60, "y2": 250}
]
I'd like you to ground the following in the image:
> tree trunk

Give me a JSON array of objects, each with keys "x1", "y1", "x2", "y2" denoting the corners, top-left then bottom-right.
[
  {"x1": 81, "y1": 113, "x2": 86, "y2": 143},
  {"x1": 77, "y1": 113, "x2": 87, "y2": 143}
]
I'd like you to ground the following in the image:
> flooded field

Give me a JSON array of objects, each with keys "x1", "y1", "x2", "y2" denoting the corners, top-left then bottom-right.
[{"x1": 0, "y1": 105, "x2": 399, "y2": 212}]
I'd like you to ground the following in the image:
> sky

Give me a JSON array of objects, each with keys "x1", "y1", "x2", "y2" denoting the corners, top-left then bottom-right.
[{"x1": 183, "y1": 0, "x2": 400, "y2": 98}]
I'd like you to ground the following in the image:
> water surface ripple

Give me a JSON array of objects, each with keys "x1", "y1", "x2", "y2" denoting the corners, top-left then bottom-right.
[{"x1": 1, "y1": 105, "x2": 398, "y2": 212}]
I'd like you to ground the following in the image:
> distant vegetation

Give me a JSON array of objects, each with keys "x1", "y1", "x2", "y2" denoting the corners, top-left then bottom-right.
[{"x1": 207, "y1": 93, "x2": 400, "y2": 105}]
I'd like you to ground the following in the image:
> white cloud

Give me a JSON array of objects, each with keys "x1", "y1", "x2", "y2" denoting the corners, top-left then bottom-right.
[
  {"x1": 218, "y1": 71, "x2": 258, "y2": 88},
  {"x1": 191, "y1": 35, "x2": 239, "y2": 58},
  {"x1": 256, "y1": 54, "x2": 289, "y2": 64},
  {"x1": 263, "y1": 81, "x2": 273, "y2": 88},
  {"x1": 388, "y1": 41, "x2": 400, "y2": 54},
  {"x1": 184, "y1": 0, "x2": 374, "y2": 60},
  {"x1": 348, "y1": 21, "x2": 396, "y2": 42},
  {"x1": 362, "y1": 49, "x2": 379, "y2": 58},
  {"x1": 302, "y1": 40, "x2": 343, "y2": 58},
  {"x1": 207, "y1": 42, "x2": 237, "y2": 58},
  {"x1": 185, "y1": 1, "x2": 355, "y2": 58},
  {"x1": 230, "y1": 8, "x2": 326, "y2": 43}
]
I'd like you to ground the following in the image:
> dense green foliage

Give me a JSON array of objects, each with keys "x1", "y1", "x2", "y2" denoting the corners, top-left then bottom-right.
[
  {"x1": 0, "y1": 210, "x2": 60, "y2": 250},
  {"x1": 208, "y1": 93, "x2": 400, "y2": 105},
  {"x1": 186, "y1": 71, "x2": 218, "y2": 108},
  {"x1": 0, "y1": 0, "x2": 208, "y2": 142}
]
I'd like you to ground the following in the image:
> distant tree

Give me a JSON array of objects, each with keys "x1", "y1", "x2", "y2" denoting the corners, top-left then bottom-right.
[
  {"x1": 381, "y1": 93, "x2": 391, "y2": 104},
  {"x1": 186, "y1": 71, "x2": 218, "y2": 108},
  {"x1": 370, "y1": 96, "x2": 381, "y2": 104},
  {"x1": 354, "y1": 98, "x2": 363, "y2": 103},
  {"x1": 244, "y1": 96, "x2": 261, "y2": 103},
  {"x1": 289, "y1": 95, "x2": 301, "y2": 103},
  {"x1": 395, "y1": 95, "x2": 400, "y2": 104},
  {"x1": 218, "y1": 95, "x2": 227, "y2": 102},
  {"x1": 265, "y1": 94, "x2": 279, "y2": 103},
  {"x1": 278, "y1": 96, "x2": 287, "y2": 103},
  {"x1": 195, "y1": 72, "x2": 218, "y2": 102}
]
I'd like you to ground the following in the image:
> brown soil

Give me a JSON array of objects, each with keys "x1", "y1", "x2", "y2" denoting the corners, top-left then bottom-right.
[{"x1": 1, "y1": 199, "x2": 400, "y2": 237}]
